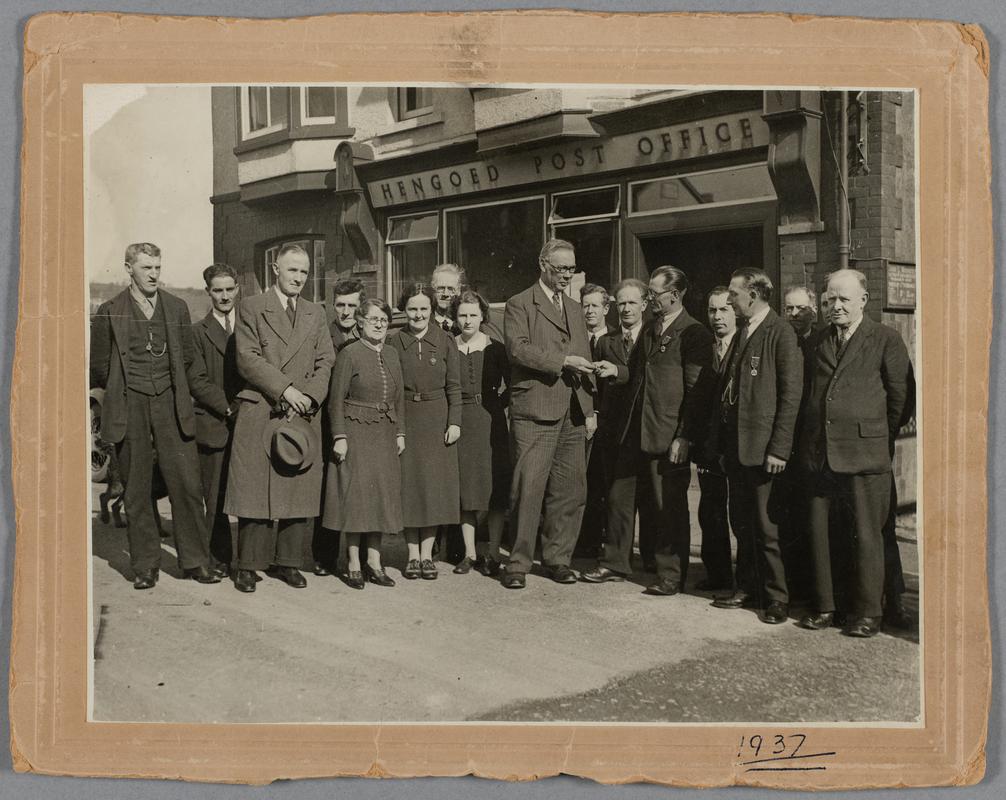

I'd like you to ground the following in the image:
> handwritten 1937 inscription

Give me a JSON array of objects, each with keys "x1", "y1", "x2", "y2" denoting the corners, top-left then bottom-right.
[{"x1": 735, "y1": 734, "x2": 837, "y2": 773}]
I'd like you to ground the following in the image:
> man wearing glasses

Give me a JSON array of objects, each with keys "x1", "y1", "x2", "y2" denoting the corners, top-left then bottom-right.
[
  {"x1": 501, "y1": 239, "x2": 597, "y2": 589},
  {"x1": 431, "y1": 262, "x2": 464, "y2": 335},
  {"x1": 586, "y1": 268, "x2": 714, "y2": 594}
]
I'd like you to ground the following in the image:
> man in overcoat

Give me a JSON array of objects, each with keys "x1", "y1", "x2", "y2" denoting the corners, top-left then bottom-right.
[
  {"x1": 502, "y1": 238, "x2": 596, "y2": 589},
  {"x1": 710, "y1": 268, "x2": 803, "y2": 624},
  {"x1": 90, "y1": 242, "x2": 230, "y2": 589},
  {"x1": 191, "y1": 263, "x2": 242, "y2": 573},
  {"x1": 224, "y1": 244, "x2": 336, "y2": 593},
  {"x1": 797, "y1": 269, "x2": 912, "y2": 638}
]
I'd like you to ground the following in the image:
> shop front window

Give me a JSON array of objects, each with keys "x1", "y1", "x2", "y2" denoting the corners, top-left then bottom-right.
[
  {"x1": 242, "y1": 86, "x2": 291, "y2": 139},
  {"x1": 629, "y1": 163, "x2": 776, "y2": 215},
  {"x1": 549, "y1": 186, "x2": 620, "y2": 293},
  {"x1": 260, "y1": 237, "x2": 325, "y2": 303},
  {"x1": 445, "y1": 197, "x2": 546, "y2": 304},
  {"x1": 386, "y1": 213, "x2": 440, "y2": 305}
]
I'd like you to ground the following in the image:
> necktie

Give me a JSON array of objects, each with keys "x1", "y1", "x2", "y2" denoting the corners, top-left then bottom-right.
[
  {"x1": 553, "y1": 292, "x2": 564, "y2": 320},
  {"x1": 224, "y1": 313, "x2": 232, "y2": 336},
  {"x1": 286, "y1": 298, "x2": 296, "y2": 327},
  {"x1": 137, "y1": 297, "x2": 154, "y2": 320},
  {"x1": 442, "y1": 319, "x2": 451, "y2": 332},
  {"x1": 837, "y1": 326, "x2": 848, "y2": 355},
  {"x1": 622, "y1": 330, "x2": 633, "y2": 358},
  {"x1": 589, "y1": 334, "x2": 597, "y2": 358}
]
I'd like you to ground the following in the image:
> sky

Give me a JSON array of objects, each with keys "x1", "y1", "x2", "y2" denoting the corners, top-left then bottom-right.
[{"x1": 85, "y1": 85, "x2": 214, "y2": 289}]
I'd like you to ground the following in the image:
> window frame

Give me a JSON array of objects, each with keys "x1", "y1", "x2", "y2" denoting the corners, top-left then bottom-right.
[
  {"x1": 240, "y1": 86, "x2": 291, "y2": 140},
  {"x1": 627, "y1": 162, "x2": 777, "y2": 218},
  {"x1": 299, "y1": 86, "x2": 338, "y2": 126},
  {"x1": 384, "y1": 212, "x2": 442, "y2": 304},
  {"x1": 259, "y1": 236, "x2": 326, "y2": 305},
  {"x1": 397, "y1": 87, "x2": 435, "y2": 121}
]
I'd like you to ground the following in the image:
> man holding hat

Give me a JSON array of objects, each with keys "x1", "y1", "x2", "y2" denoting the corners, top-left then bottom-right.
[{"x1": 224, "y1": 244, "x2": 336, "y2": 593}]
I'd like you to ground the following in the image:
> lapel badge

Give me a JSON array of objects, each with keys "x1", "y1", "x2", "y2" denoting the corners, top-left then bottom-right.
[
  {"x1": 659, "y1": 334, "x2": 671, "y2": 353},
  {"x1": 750, "y1": 355, "x2": 761, "y2": 377},
  {"x1": 429, "y1": 356, "x2": 437, "y2": 366}
]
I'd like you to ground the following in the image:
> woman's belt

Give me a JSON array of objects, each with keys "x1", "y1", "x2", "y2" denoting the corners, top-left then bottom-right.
[
  {"x1": 344, "y1": 398, "x2": 392, "y2": 413},
  {"x1": 460, "y1": 392, "x2": 483, "y2": 405},
  {"x1": 406, "y1": 389, "x2": 446, "y2": 402}
]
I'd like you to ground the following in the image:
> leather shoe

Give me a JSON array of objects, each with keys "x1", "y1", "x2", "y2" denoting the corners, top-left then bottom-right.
[
  {"x1": 547, "y1": 564, "x2": 578, "y2": 584},
  {"x1": 644, "y1": 578, "x2": 681, "y2": 596},
  {"x1": 266, "y1": 566, "x2": 307, "y2": 588},
  {"x1": 183, "y1": 565, "x2": 222, "y2": 584},
  {"x1": 501, "y1": 572, "x2": 526, "y2": 589},
  {"x1": 234, "y1": 569, "x2": 256, "y2": 593},
  {"x1": 759, "y1": 601, "x2": 789, "y2": 625},
  {"x1": 712, "y1": 591, "x2": 756, "y2": 609},
  {"x1": 580, "y1": 566, "x2": 626, "y2": 583},
  {"x1": 475, "y1": 556, "x2": 501, "y2": 577},
  {"x1": 843, "y1": 616, "x2": 882, "y2": 638},
  {"x1": 883, "y1": 597, "x2": 913, "y2": 630},
  {"x1": 345, "y1": 570, "x2": 365, "y2": 590},
  {"x1": 420, "y1": 559, "x2": 438, "y2": 580},
  {"x1": 798, "y1": 611, "x2": 835, "y2": 630},
  {"x1": 453, "y1": 557, "x2": 475, "y2": 574},
  {"x1": 210, "y1": 562, "x2": 230, "y2": 579},
  {"x1": 402, "y1": 559, "x2": 421, "y2": 580},
  {"x1": 133, "y1": 568, "x2": 158, "y2": 590},
  {"x1": 313, "y1": 564, "x2": 333, "y2": 577},
  {"x1": 363, "y1": 564, "x2": 395, "y2": 587}
]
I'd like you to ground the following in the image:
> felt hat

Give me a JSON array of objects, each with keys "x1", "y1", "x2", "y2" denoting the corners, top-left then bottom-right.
[{"x1": 262, "y1": 413, "x2": 318, "y2": 473}]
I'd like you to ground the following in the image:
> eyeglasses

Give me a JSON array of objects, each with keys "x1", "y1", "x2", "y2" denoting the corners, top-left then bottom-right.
[
  {"x1": 433, "y1": 286, "x2": 459, "y2": 295},
  {"x1": 541, "y1": 259, "x2": 577, "y2": 276},
  {"x1": 363, "y1": 317, "x2": 389, "y2": 327},
  {"x1": 647, "y1": 288, "x2": 673, "y2": 301}
]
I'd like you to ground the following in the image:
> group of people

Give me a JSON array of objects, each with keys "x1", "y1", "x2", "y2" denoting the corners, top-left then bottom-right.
[{"x1": 90, "y1": 236, "x2": 914, "y2": 639}]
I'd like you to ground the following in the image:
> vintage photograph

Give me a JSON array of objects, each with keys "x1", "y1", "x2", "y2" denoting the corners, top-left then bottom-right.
[{"x1": 85, "y1": 83, "x2": 920, "y2": 725}]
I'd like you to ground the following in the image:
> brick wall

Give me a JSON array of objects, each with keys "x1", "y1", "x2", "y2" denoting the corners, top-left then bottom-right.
[{"x1": 213, "y1": 194, "x2": 380, "y2": 307}]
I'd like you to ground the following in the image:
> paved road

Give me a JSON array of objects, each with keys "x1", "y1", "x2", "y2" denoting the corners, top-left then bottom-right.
[{"x1": 90, "y1": 484, "x2": 920, "y2": 725}]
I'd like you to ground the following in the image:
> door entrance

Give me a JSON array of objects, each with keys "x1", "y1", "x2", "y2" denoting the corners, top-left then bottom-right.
[{"x1": 638, "y1": 226, "x2": 765, "y2": 321}]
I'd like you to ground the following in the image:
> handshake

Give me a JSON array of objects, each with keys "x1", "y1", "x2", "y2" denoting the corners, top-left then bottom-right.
[{"x1": 563, "y1": 356, "x2": 620, "y2": 379}]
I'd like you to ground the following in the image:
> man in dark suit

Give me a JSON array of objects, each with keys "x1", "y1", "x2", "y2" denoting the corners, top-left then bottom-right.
[
  {"x1": 774, "y1": 285, "x2": 820, "y2": 604},
  {"x1": 583, "y1": 270, "x2": 714, "y2": 595},
  {"x1": 90, "y1": 242, "x2": 230, "y2": 589},
  {"x1": 224, "y1": 244, "x2": 336, "y2": 593},
  {"x1": 191, "y1": 263, "x2": 242, "y2": 574},
  {"x1": 797, "y1": 269, "x2": 912, "y2": 638},
  {"x1": 311, "y1": 278, "x2": 367, "y2": 577},
  {"x1": 502, "y1": 239, "x2": 596, "y2": 589},
  {"x1": 710, "y1": 268, "x2": 803, "y2": 624},
  {"x1": 693, "y1": 286, "x2": 737, "y2": 591},
  {"x1": 575, "y1": 283, "x2": 611, "y2": 559}
]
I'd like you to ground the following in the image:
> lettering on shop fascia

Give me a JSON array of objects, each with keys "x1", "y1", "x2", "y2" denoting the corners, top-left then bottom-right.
[{"x1": 368, "y1": 112, "x2": 767, "y2": 208}]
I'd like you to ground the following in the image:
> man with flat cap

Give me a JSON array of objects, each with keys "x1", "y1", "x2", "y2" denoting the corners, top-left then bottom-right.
[{"x1": 224, "y1": 244, "x2": 336, "y2": 593}]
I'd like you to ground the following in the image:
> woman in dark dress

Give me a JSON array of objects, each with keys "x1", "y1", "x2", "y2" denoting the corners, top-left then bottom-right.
[
  {"x1": 387, "y1": 284, "x2": 462, "y2": 581},
  {"x1": 324, "y1": 298, "x2": 404, "y2": 589},
  {"x1": 452, "y1": 290, "x2": 511, "y2": 576}
]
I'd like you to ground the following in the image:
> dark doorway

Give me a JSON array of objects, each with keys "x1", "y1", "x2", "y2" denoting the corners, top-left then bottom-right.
[{"x1": 638, "y1": 226, "x2": 765, "y2": 322}]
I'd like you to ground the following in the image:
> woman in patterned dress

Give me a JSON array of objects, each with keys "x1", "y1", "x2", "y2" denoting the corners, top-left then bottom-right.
[
  {"x1": 387, "y1": 284, "x2": 462, "y2": 581},
  {"x1": 452, "y1": 290, "x2": 511, "y2": 575},
  {"x1": 324, "y1": 298, "x2": 404, "y2": 589}
]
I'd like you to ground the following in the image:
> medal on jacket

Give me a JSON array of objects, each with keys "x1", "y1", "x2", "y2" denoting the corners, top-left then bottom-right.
[
  {"x1": 659, "y1": 334, "x2": 672, "y2": 353},
  {"x1": 750, "y1": 355, "x2": 760, "y2": 377},
  {"x1": 429, "y1": 356, "x2": 437, "y2": 365}
]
